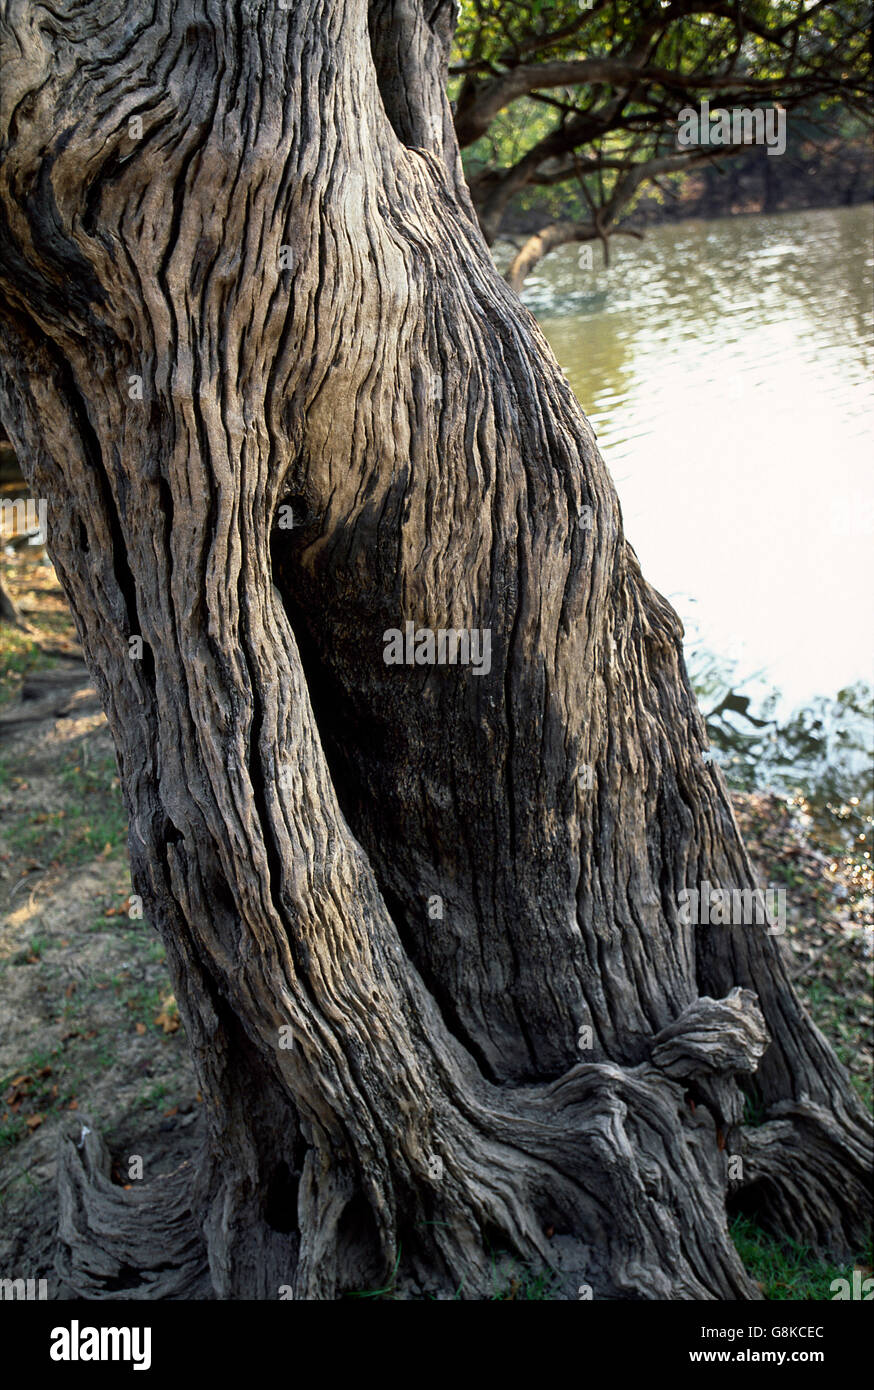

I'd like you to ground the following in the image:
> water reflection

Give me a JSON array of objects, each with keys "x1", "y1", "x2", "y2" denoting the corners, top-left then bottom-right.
[{"x1": 507, "y1": 205, "x2": 874, "y2": 709}]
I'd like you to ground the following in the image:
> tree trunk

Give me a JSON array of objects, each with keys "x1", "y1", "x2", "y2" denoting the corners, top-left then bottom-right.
[{"x1": 0, "y1": 0, "x2": 869, "y2": 1300}]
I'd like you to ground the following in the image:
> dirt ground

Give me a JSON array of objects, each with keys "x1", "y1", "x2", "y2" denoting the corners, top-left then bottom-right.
[
  {"x1": 1, "y1": 544, "x2": 871, "y2": 1298},
  {"x1": 0, "y1": 548, "x2": 199, "y2": 1294}
]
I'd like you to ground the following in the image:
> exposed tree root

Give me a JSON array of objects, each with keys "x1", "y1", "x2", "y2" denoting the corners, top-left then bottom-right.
[
  {"x1": 56, "y1": 1118, "x2": 211, "y2": 1300},
  {"x1": 57, "y1": 991, "x2": 774, "y2": 1300}
]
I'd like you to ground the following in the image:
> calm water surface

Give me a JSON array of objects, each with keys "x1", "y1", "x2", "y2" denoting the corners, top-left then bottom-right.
[{"x1": 508, "y1": 205, "x2": 874, "y2": 710}]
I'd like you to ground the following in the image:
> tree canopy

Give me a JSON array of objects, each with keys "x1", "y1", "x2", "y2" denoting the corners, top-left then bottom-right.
[{"x1": 450, "y1": 0, "x2": 873, "y2": 276}]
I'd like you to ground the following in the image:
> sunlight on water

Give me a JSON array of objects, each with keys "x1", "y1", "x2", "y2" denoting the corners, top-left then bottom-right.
[{"x1": 511, "y1": 205, "x2": 874, "y2": 708}]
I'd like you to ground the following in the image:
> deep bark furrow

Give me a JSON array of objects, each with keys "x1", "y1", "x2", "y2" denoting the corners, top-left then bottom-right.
[{"x1": 1, "y1": 0, "x2": 869, "y2": 1298}]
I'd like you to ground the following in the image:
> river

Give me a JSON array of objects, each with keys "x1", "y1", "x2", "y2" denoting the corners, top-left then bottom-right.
[{"x1": 506, "y1": 204, "x2": 874, "y2": 712}]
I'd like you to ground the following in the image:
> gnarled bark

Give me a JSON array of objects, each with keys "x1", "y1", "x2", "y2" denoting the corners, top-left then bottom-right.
[
  {"x1": 0, "y1": 0, "x2": 869, "y2": 1300},
  {"x1": 56, "y1": 1118, "x2": 210, "y2": 1300}
]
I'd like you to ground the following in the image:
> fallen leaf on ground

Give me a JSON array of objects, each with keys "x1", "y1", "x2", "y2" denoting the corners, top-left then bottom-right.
[{"x1": 154, "y1": 995, "x2": 180, "y2": 1033}]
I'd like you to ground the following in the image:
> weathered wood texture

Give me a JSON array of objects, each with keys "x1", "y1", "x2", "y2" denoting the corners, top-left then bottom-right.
[
  {"x1": 0, "y1": 0, "x2": 869, "y2": 1298},
  {"x1": 56, "y1": 1118, "x2": 210, "y2": 1299}
]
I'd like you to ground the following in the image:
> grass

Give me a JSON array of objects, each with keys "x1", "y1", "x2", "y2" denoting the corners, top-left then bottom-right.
[
  {"x1": 12, "y1": 935, "x2": 48, "y2": 964},
  {"x1": 0, "y1": 1044, "x2": 73, "y2": 1150},
  {"x1": 483, "y1": 1232, "x2": 870, "y2": 1300},
  {"x1": 0, "y1": 629, "x2": 56, "y2": 707},
  {"x1": 4, "y1": 749, "x2": 127, "y2": 866},
  {"x1": 0, "y1": 1114, "x2": 26, "y2": 1151},
  {"x1": 136, "y1": 1081, "x2": 170, "y2": 1110},
  {"x1": 119, "y1": 980, "x2": 164, "y2": 1021},
  {"x1": 730, "y1": 1215, "x2": 873, "y2": 1299},
  {"x1": 490, "y1": 1262, "x2": 556, "y2": 1300},
  {"x1": 803, "y1": 973, "x2": 873, "y2": 1115},
  {"x1": 741, "y1": 1083, "x2": 767, "y2": 1128}
]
